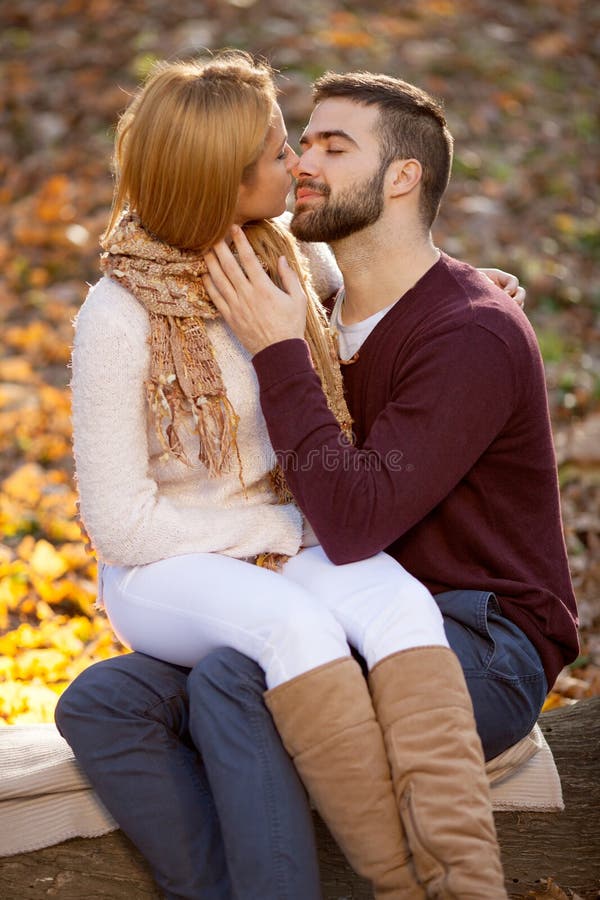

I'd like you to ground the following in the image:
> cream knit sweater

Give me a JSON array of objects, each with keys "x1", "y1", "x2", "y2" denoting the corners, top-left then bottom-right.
[{"x1": 71, "y1": 228, "x2": 341, "y2": 567}]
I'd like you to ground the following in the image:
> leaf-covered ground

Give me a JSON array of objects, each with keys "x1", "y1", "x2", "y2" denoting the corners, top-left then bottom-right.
[{"x1": 1, "y1": 0, "x2": 599, "y2": 725}]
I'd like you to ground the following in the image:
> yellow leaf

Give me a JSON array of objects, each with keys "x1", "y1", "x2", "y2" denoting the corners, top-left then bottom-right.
[
  {"x1": 35, "y1": 599, "x2": 56, "y2": 621},
  {"x1": 47, "y1": 626, "x2": 85, "y2": 657},
  {"x1": 0, "y1": 574, "x2": 29, "y2": 611},
  {"x1": 541, "y1": 692, "x2": 576, "y2": 712},
  {"x1": 0, "y1": 681, "x2": 59, "y2": 723},
  {"x1": 58, "y1": 542, "x2": 93, "y2": 570},
  {"x1": 69, "y1": 616, "x2": 94, "y2": 642},
  {"x1": 29, "y1": 540, "x2": 69, "y2": 579},
  {"x1": 45, "y1": 518, "x2": 83, "y2": 543},
  {"x1": 28, "y1": 267, "x2": 50, "y2": 288},
  {"x1": 0, "y1": 657, "x2": 15, "y2": 681},
  {"x1": 0, "y1": 544, "x2": 15, "y2": 564},
  {"x1": 0, "y1": 632, "x2": 19, "y2": 656},
  {"x1": 15, "y1": 648, "x2": 68, "y2": 681},
  {"x1": 17, "y1": 534, "x2": 36, "y2": 561},
  {"x1": 10, "y1": 709, "x2": 56, "y2": 725},
  {"x1": 2, "y1": 462, "x2": 46, "y2": 504},
  {"x1": 6, "y1": 623, "x2": 40, "y2": 650},
  {"x1": 553, "y1": 213, "x2": 577, "y2": 235},
  {"x1": 0, "y1": 357, "x2": 36, "y2": 383},
  {"x1": 317, "y1": 28, "x2": 374, "y2": 48}
]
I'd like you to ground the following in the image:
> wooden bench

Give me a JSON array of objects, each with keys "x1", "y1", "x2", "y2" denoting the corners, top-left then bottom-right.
[{"x1": 0, "y1": 698, "x2": 598, "y2": 899}]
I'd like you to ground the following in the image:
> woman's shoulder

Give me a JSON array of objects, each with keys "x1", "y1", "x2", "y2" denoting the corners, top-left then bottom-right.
[{"x1": 75, "y1": 276, "x2": 150, "y2": 336}]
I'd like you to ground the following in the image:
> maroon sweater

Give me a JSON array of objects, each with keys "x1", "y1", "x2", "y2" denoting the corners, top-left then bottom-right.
[{"x1": 253, "y1": 253, "x2": 578, "y2": 688}]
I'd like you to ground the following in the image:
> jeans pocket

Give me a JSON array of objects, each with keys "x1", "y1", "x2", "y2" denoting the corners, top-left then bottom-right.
[
  {"x1": 484, "y1": 605, "x2": 546, "y2": 685},
  {"x1": 437, "y1": 590, "x2": 499, "y2": 673},
  {"x1": 436, "y1": 589, "x2": 547, "y2": 758},
  {"x1": 437, "y1": 589, "x2": 545, "y2": 684}
]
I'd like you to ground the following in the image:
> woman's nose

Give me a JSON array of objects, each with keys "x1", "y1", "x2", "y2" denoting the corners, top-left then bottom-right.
[{"x1": 285, "y1": 145, "x2": 299, "y2": 172}]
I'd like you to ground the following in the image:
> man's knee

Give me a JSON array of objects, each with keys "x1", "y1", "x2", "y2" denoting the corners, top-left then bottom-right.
[
  {"x1": 188, "y1": 648, "x2": 267, "y2": 706},
  {"x1": 55, "y1": 653, "x2": 190, "y2": 737},
  {"x1": 55, "y1": 659, "x2": 116, "y2": 735}
]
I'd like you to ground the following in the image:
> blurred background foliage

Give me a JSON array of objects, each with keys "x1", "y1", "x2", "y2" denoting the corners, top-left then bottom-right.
[{"x1": 0, "y1": 0, "x2": 599, "y2": 723}]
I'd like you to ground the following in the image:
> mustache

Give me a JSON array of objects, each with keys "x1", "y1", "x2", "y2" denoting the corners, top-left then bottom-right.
[{"x1": 294, "y1": 180, "x2": 331, "y2": 198}]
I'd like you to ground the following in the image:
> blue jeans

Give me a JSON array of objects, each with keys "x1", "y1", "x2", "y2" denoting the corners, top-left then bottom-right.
[
  {"x1": 55, "y1": 588, "x2": 546, "y2": 897},
  {"x1": 55, "y1": 649, "x2": 321, "y2": 900},
  {"x1": 437, "y1": 589, "x2": 548, "y2": 760}
]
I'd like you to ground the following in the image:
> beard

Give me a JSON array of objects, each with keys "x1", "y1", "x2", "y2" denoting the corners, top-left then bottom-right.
[{"x1": 290, "y1": 167, "x2": 386, "y2": 243}]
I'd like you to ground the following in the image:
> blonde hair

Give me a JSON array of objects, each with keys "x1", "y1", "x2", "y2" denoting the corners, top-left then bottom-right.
[
  {"x1": 105, "y1": 50, "x2": 350, "y2": 444},
  {"x1": 106, "y1": 51, "x2": 275, "y2": 250}
]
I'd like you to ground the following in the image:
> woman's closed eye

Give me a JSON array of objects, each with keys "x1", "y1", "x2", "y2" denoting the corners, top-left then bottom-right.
[{"x1": 277, "y1": 144, "x2": 294, "y2": 160}]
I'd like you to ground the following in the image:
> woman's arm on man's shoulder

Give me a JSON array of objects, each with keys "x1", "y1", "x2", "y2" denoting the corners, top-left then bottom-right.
[{"x1": 478, "y1": 268, "x2": 526, "y2": 308}]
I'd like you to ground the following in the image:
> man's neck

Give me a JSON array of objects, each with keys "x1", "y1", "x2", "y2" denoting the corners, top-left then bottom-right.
[{"x1": 331, "y1": 218, "x2": 440, "y2": 325}]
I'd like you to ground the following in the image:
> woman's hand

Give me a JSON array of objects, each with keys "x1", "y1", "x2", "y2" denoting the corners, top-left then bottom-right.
[
  {"x1": 203, "y1": 226, "x2": 307, "y2": 356},
  {"x1": 479, "y1": 268, "x2": 526, "y2": 308}
]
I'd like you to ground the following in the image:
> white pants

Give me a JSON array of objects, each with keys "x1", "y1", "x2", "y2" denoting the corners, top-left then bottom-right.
[{"x1": 102, "y1": 546, "x2": 449, "y2": 689}]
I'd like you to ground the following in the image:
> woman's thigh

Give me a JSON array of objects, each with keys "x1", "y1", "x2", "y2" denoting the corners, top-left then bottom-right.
[
  {"x1": 103, "y1": 553, "x2": 349, "y2": 687},
  {"x1": 283, "y1": 546, "x2": 447, "y2": 669},
  {"x1": 436, "y1": 589, "x2": 548, "y2": 760}
]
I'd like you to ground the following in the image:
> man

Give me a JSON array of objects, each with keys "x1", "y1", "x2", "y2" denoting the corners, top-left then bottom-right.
[
  {"x1": 56, "y1": 72, "x2": 577, "y2": 899},
  {"x1": 203, "y1": 71, "x2": 578, "y2": 893}
]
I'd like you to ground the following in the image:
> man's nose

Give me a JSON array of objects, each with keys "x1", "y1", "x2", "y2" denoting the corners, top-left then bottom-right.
[{"x1": 292, "y1": 148, "x2": 318, "y2": 180}]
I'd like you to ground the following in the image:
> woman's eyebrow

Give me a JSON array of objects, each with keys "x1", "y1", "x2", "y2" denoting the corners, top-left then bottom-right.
[{"x1": 299, "y1": 129, "x2": 359, "y2": 148}]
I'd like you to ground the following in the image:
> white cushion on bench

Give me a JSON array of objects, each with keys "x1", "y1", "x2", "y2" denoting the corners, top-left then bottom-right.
[
  {"x1": 0, "y1": 720, "x2": 563, "y2": 858},
  {"x1": 0, "y1": 724, "x2": 116, "y2": 857},
  {"x1": 485, "y1": 723, "x2": 564, "y2": 812}
]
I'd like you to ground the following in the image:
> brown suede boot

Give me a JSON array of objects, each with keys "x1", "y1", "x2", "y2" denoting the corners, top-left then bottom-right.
[
  {"x1": 265, "y1": 657, "x2": 425, "y2": 899},
  {"x1": 369, "y1": 646, "x2": 508, "y2": 899}
]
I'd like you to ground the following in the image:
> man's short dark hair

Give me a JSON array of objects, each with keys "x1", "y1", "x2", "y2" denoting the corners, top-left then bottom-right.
[{"x1": 313, "y1": 72, "x2": 454, "y2": 228}]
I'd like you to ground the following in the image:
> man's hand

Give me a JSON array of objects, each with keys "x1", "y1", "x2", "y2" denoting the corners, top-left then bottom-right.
[
  {"x1": 203, "y1": 226, "x2": 307, "y2": 356},
  {"x1": 479, "y1": 268, "x2": 526, "y2": 308}
]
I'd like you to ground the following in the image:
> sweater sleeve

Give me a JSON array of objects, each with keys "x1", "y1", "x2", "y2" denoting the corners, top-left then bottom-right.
[
  {"x1": 252, "y1": 327, "x2": 517, "y2": 565},
  {"x1": 71, "y1": 280, "x2": 302, "y2": 566},
  {"x1": 297, "y1": 239, "x2": 342, "y2": 302}
]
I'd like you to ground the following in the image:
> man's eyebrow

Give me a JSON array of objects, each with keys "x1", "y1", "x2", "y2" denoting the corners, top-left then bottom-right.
[{"x1": 298, "y1": 129, "x2": 359, "y2": 147}]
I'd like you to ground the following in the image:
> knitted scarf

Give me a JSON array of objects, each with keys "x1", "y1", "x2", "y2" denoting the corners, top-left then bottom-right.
[{"x1": 99, "y1": 211, "x2": 351, "y2": 568}]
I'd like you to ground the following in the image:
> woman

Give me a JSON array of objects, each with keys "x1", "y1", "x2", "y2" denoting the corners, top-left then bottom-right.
[{"x1": 70, "y1": 51, "x2": 508, "y2": 897}]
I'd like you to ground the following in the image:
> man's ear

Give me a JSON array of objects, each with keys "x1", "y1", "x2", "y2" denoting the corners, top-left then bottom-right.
[{"x1": 387, "y1": 159, "x2": 422, "y2": 198}]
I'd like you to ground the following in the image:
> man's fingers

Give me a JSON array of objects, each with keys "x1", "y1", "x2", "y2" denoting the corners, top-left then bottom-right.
[
  {"x1": 204, "y1": 248, "x2": 239, "y2": 301},
  {"x1": 277, "y1": 256, "x2": 306, "y2": 304},
  {"x1": 202, "y1": 240, "x2": 306, "y2": 354},
  {"x1": 201, "y1": 272, "x2": 231, "y2": 319},
  {"x1": 211, "y1": 237, "x2": 258, "y2": 293},
  {"x1": 231, "y1": 226, "x2": 268, "y2": 282},
  {"x1": 208, "y1": 241, "x2": 248, "y2": 296}
]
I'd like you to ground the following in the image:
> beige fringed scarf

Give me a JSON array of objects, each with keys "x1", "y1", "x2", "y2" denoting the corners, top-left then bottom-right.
[
  {"x1": 100, "y1": 212, "x2": 241, "y2": 477},
  {"x1": 100, "y1": 212, "x2": 351, "y2": 569}
]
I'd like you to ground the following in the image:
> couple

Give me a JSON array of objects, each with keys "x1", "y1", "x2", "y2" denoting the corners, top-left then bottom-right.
[{"x1": 56, "y1": 51, "x2": 578, "y2": 899}]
